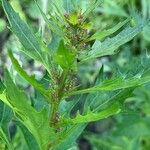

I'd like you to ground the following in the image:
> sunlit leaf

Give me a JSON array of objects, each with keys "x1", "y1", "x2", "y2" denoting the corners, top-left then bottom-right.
[{"x1": 55, "y1": 40, "x2": 75, "y2": 70}]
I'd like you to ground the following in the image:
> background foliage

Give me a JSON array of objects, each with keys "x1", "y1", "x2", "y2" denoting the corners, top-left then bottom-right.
[{"x1": 0, "y1": 0, "x2": 150, "y2": 150}]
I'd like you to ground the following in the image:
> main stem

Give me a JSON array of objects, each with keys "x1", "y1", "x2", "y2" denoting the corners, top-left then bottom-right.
[{"x1": 50, "y1": 69, "x2": 68, "y2": 128}]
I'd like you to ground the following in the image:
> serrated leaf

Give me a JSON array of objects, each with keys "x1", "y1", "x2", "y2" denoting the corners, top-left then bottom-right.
[
  {"x1": 67, "y1": 52, "x2": 150, "y2": 96},
  {"x1": 61, "y1": 88, "x2": 134, "y2": 125},
  {"x1": 60, "y1": 102, "x2": 121, "y2": 125},
  {"x1": 8, "y1": 50, "x2": 49, "y2": 99},
  {"x1": 56, "y1": 87, "x2": 133, "y2": 150},
  {"x1": 80, "y1": 15, "x2": 148, "y2": 62},
  {"x1": 67, "y1": 70, "x2": 150, "y2": 96},
  {"x1": 55, "y1": 40, "x2": 75, "y2": 70}
]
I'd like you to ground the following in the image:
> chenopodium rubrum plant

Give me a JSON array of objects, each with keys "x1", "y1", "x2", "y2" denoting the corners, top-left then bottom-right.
[{"x1": 0, "y1": 0, "x2": 150, "y2": 149}]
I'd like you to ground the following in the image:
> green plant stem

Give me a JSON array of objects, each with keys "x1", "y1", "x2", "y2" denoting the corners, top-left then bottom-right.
[
  {"x1": 58, "y1": 70, "x2": 68, "y2": 100},
  {"x1": 50, "y1": 70, "x2": 68, "y2": 127},
  {"x1": 50, "y1": 101, "x2": 59, "y2": 125}
]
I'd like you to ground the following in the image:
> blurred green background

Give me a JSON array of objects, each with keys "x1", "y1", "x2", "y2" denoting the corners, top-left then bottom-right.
[{"x1": 0, "y1": 0, "x2": 150, "y2": 149}]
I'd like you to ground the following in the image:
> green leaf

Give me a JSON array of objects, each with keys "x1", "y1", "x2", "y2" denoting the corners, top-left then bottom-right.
[
  {"x1": 88, "y1": 18, "x2": 130, "y2": 41},
  {"x1": 0, "y1": 18, "x2": 6, "y2": 32},
  {"x1": 0, "y1": 101, "x2": 13, "y2": 150},
  {"x1": 16, "y1": 121, "x2": 40, "y2": 150},
  {"x1": 56, "y1": 90, "x2": 133, "y2": 149},
  {"x1": 60, "y1": 88, "x2": 134, "y2": 125},
  {"x1": 99, "y1": 0, "x2": 128, "y2": 17},
  {"x1": 1, "y1": 0, "x2": 51, "y2": 73},
  {"x1": 67, "y1": 12, "x2": 79, "y2": 25},
  {"x1": 0, "y1": 128, "x2": 12, "y2": 150},
  {"x1": 61, "y1": 102, "x2": 121, "y2": 125},
  {"x1": 80, "y1": 15, "x2": 148, "y2": 62},
  {"x1": 83, "y1": 0, "x2": 103, "y2": 20},
  {"x1": 94, "y1": 88, "x2": 134, "y2": 112},
  {"x1": 34, "y1": 0, "x2": 63, "y2": 36},
  {"x1": 8, "y1": 50, "x2": 49, "y2": 100},
  {"x1": 54, "y1": 124, "x2": 86, "y2": 150},
  {"x1": 59, "y1": 94, "x2": 85, "y2": 117},
  {"x1": 0, "y1": 103, "x2": 12, "y2": 139},
  {"x1": 66, "y1": 69, "x2": 150, "y2": 96},
  {"x1": 1, "y1": 70, "x2": 55, "y2": 150},
  {"x1": 0, "y1": 80, "x2": 5, "y2": 94},
  {"x1": 55, "y1": 40, "x2": 75, "y2": 70}
]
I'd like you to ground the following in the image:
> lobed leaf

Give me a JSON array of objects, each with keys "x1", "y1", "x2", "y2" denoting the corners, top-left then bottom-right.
[
  {"x1": 0, "y1": 70, "x2": 55, "y2": 150},
  {"x1": 60, "y1": 102, "x2": 121, "y2": 125},
  {"x1": 61, "y1": 88, "x2": 134, "y2": 125},
  {"x1": 66, "y1": 70, "x2": 150, "y2": 96}
]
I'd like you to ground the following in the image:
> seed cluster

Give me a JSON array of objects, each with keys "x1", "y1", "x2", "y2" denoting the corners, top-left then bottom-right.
[{"x1": 64, "y1": 11, "x2": 90, "y2": 51}]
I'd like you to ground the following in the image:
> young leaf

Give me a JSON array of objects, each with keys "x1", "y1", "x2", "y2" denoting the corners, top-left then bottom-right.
[
  {"x1": 8, "y1": 50, "x2": 49, "y2": 99},
  {"x1": 55, "y1": 40, "x2": 75, "y2": 70},
  {"x1": 67, "y1": 12, "x2": 79, "y2": 25}
]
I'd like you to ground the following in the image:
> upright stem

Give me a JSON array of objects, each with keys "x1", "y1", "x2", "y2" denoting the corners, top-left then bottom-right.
[
  {"x1": 50, "y1": 69, "x2": 68, "y2": 128},
  {"x1": 58, "y1": 70, "x2": 68, "y2": 100}
]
